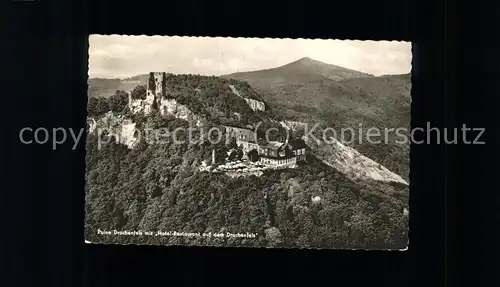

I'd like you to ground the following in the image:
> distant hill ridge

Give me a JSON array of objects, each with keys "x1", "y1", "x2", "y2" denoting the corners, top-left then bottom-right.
[
  {"x1": 221, "y1": 57, "x2": 373, "y2": 90},
  {"x1": 220, "y1": 57, "x2": 412, "y2": 181},
  {"x1": 88, "y1": 57, "x2": 380, "y2": 98},
  {"x1": 87, "y1": 57, "x2": 411, "y2": 180}
]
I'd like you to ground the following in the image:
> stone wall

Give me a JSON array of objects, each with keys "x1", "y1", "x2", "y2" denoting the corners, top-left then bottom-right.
[
  {"x1": 88, "y1": 112, "x2": 138, "y2": 149},
  {"x1": 159, "y1": 98, "x2": 203, "y2": 126}
]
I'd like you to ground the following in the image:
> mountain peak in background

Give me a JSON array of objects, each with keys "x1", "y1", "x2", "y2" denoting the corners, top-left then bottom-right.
[
  {"x1": 293, "y1": 56, "x2": 317, "y2": 63},
  {"x1": 287, "y1": 56, "x2": 330, "y2": 66},
  {"x1": 87, "y1": 55, "x2": 411, "y2": 183},
  {"x1": 279, "y1": 56, "x2": 374, "y2": 80},
  {"x1": 222, "y1": 57, "x2": 374, "y2": 90}
]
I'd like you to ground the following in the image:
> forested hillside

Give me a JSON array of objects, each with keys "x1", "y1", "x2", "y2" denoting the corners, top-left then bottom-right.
[
  {"x1": 161, "y1": 74, "x2": 278, "y2": 128},
  {"x1": 85, "y1": 130, "x2": 408, "y2": 249},
  {"x1": 224, "y1": 59, "x2": 411, "y2": 180},
  {"x1": 85, "y1": 72, "x2": 409, "y2": 249}
]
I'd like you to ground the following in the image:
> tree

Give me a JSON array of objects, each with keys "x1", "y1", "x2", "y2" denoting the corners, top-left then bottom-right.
[
  {"x1": 214, "y1": 149, "x2": 227, "y2": 164},
  {"x1": 109, "y1": 90, "x2": 129, "y2": 113},
  {"x1": 264, "y1": 227, "x2": 283, "y2": 247},
  {"x1": 227, "y1": 137, "x2": 237, "y2": 149},
  {"x1": 228, "y1": 149, "x2": 243, "y2": 161},
  {"x1": 87, "y1": 96, "x2": 111, "y2": 117},
  {"x1": 131, "y1": 85, "x2": 146, "y2": 100},
  {"x1": 148, "y1": 72, "x2": 156, "y2": 96},
  {"x1": 228, "y1": 150, "x2": 237, "y2": 161},
  {"x1": 162, "y1": 72, "x2": 167, "y2": 99},
  {"x1": 96, "y1": 97, "x2": 110, "y2": 115},
  {"x1": 247, "y1": 149, "x2": 260, "y2": 162},
  {"x1": 235, "y1": 148, "x2": 243, "y2": 161},
  {"x1": 87, "y1": 97, "x2": 99, "y2": 117}
]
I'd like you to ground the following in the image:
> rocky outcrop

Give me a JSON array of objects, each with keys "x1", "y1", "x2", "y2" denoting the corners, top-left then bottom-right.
[
  {"x1": 244, "y1": 98, "x2": 265, "y2": 111},
  {"x1": 128, "y1": 90, "x2": 203, "y2": 126},
  {"x1": 88, "y1": 112, "x2": 138, "y2": 149},
  {"x1": 128, "y1": 91, "x2": 155, "y2": 115},
  {"x1": 87, "y1": 118, "x2": 97, "y2": 134},
  {"x1": 228, "y1": 84, "x2": 265, "y2": 111},
  {"x1": 305, "y1": 136, "x2": 408, "y2": 185},
  {"x1": 279, "y1": 120, "x2": 308, "y2": 132},
  {"x1": 158, "y1": 98, "x2": 203, "y2": 126}
]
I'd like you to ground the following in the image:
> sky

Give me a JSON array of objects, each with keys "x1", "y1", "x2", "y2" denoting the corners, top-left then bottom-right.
[{"x1": 89, "y1": 35, "x2": 412, "y2": 79}]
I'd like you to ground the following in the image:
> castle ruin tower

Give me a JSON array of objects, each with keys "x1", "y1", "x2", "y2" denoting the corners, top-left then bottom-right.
[
  {"x1": 127, "y1": 91, "x2": 132, "y2": 108},
  {"x1": 146, "y1": 72, "x2": 165, "y2": 106},
  {"x1": 153, "y1": 72, "x2": 163, "y2": 98}
]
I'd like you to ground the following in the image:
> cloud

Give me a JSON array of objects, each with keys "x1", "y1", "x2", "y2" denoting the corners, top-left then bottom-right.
[{"x1": 89, "y1": 35, "x2": 411, "y2": 78}]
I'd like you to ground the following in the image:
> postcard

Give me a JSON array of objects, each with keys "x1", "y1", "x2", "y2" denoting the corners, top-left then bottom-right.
[{"x1": 85, "y1": 35, "x2": 411, "y2": 249}]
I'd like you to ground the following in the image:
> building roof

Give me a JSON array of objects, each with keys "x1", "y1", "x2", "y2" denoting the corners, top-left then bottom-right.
[
  {"x1": 288, "y1": 138, "x2": 307, "y2": 149},
  {"x1": 268, "y1": 141, "x2": 284, "y2": 148},
  {"x1": 260, "y1": 141, "x2": 284, "y2": 150}
]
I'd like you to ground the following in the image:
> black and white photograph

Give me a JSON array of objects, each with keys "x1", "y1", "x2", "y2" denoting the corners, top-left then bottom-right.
[{"x1": 85, "y1": 35, "x2": 412, "y2": 250}]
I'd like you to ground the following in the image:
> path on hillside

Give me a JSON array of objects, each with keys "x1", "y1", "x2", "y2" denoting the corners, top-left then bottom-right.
[{"x1": 228, "y1": 85, "x2": 243, "y2": 99}]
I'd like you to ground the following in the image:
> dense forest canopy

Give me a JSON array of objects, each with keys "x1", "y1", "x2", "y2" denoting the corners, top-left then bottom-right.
[
  {"x1": 87, "y1": 90, "x2": 129, "y2": 117},
  {"x1": 163, "y1": 74, "x2": 280, "y2": 128},
  {"x1": 85, "y1": 132, "x2": 408, "y2": 249},
  {"x1": 224, "y1": 60, "x2": 411, "y2": 182},
  {"x1": 88, "y1": 75, "x2": 288, "y2": 141}
]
